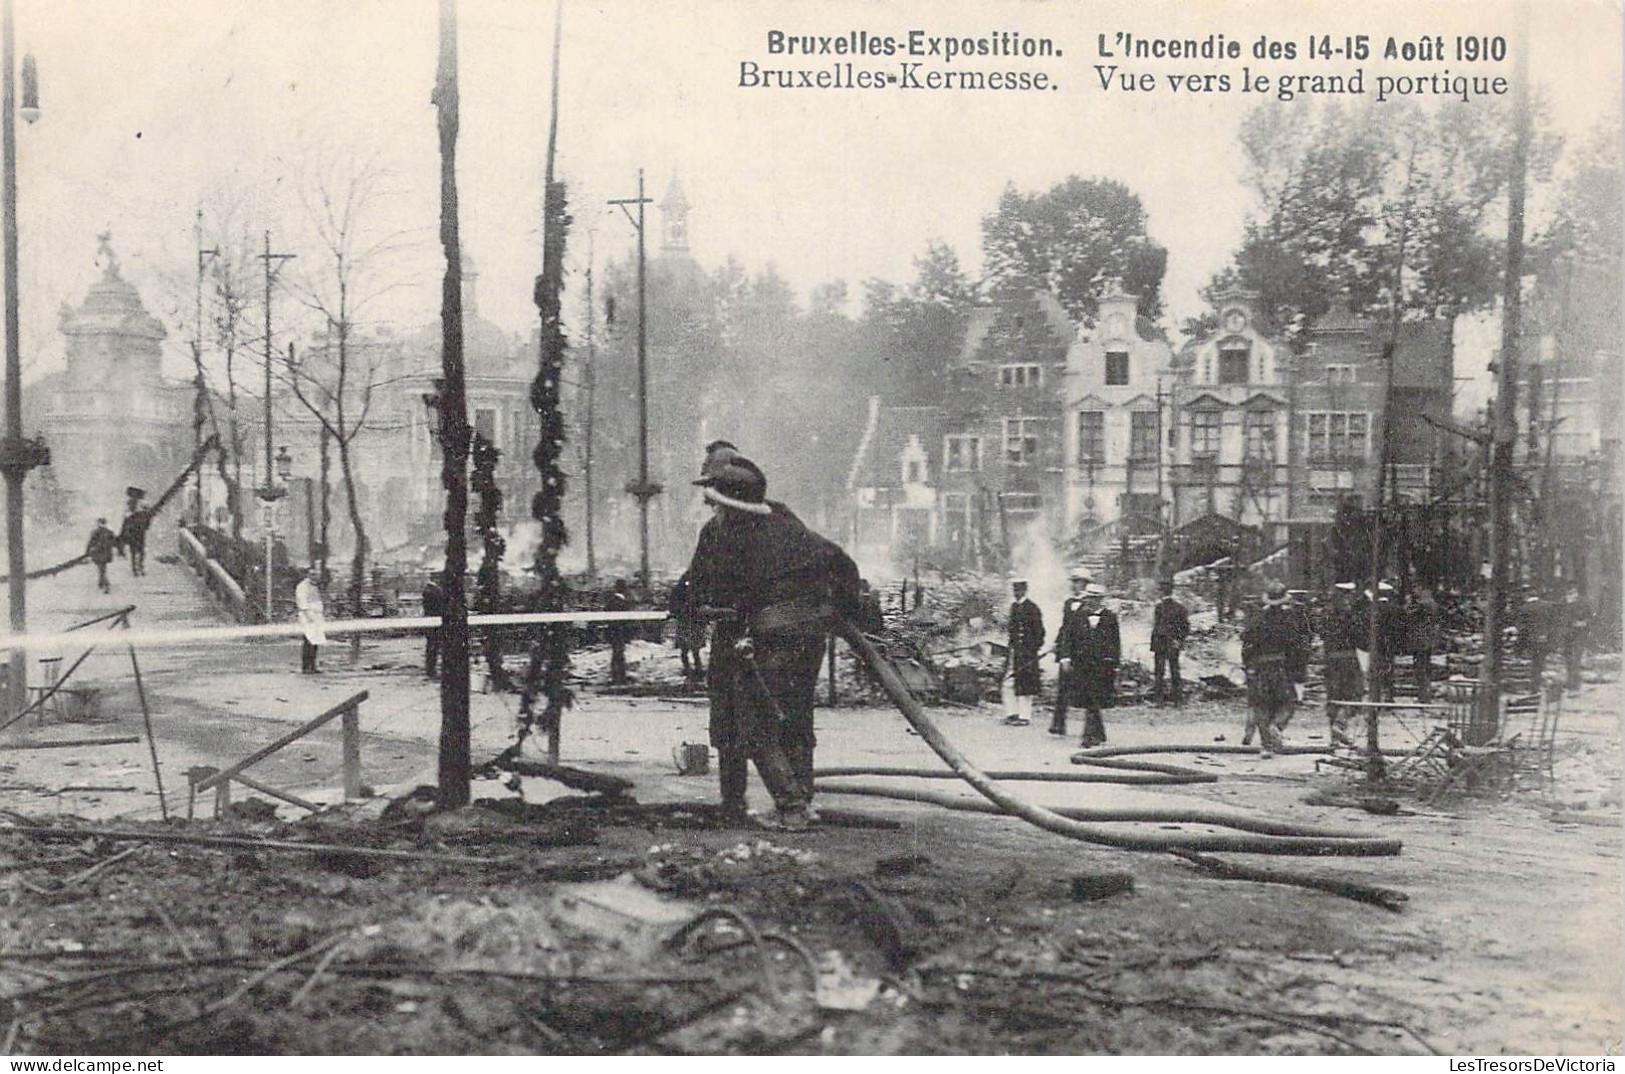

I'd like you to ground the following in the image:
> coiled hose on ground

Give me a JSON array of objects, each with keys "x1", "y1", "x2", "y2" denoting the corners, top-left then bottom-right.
[{"x1": 829, "y1": 617, "x2": 1401, "y2": 858}]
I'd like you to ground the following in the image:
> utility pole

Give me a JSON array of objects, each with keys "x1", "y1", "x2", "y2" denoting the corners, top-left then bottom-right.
[
  {"x1": 192, "y1": 207, "x2": 218, "y2": 524},
  {"x1": 256, "y1": 231, "x2": 295, "y2": 624},
  {"x1": 1477, "y1": 1, "x2": 1532, "y2": 744},
  {"x1": 0, "y1": 0, "x2": 43, "y2": 719},
  {"x1": 610, "y1": 172, "x2": 658, "y2": 596},
  {"x1": 583, "y1": 231, "x2": 596, "y2": 577}
]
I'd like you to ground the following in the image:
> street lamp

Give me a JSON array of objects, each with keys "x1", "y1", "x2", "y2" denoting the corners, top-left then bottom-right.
[
  {"x1": 257, "y1": 445, "x2": 291, "y2": 623},
  {"x1": 0, "y1": 0, "x2": 43, "y2": 719}
]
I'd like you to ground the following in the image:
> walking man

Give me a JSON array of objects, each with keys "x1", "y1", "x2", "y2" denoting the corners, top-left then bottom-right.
[
  {"x1": 1004, "y1": 579, "x2": 1045, "y2": 727},
  {"x1": 1062, "y1": 584, "x2": 1120, "y2": 747},
  {"x1": 85, "y1": 518, "x2": 118, "y2": 594},
  {"x1": 1150, "y1": 578, "x2": 1190, "y2": 706},
  {"x1": 421, "y1": 571, "x2": 446, "y2": 679},
  {"x1": 1241, "y1": 581, "x2": 1309, "y2": 758},
  {"x1": 294, "y1": 566, "x2": 327, "y2": 674},
  {"x1": 1049, "y1": 571, "x2": 1089, "y2": 735},
  {"x1": 1562, "y1": 586, "x2": 1591, "y2": 692},
  {"x1": 1408, "y1": 588, "x2": 1442, "y2": 702},
  {"x1": 118, "y1": 489, "x2": 153, "y2": 578}
]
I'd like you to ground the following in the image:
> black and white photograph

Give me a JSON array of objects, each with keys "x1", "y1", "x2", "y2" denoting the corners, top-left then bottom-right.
[{"x1": 0, "y1": 0, "x2": 1620, "y2": 1058}]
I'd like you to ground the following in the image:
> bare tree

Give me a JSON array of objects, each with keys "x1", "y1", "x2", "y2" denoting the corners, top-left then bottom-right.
[
  {"x1": 206, "y1": 222, "x2": 260, "y2": 544},
  {"x1": 282, "y1": 146, "x2": 418, "y2": 664}
]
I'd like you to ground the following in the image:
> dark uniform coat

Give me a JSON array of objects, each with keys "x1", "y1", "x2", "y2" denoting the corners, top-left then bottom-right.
[
  {"x1": 1058, "y1": 605, "x2": 1120, "y2": 708},
  {"x1": 1006, "y1": 598, "x2": 1046, "y2": 697},
  {"x1": 1150, "y1": 597, "x2": 1190, "y2": 655},
  {"x1": 1242, "y1": 602, "x2": 1310, "y2": 708},
  {"x1": 117, "y1": 509, "x2": 152, "y2": 557},
  {"x1": 85, "y1": 524, "x2": 117, "y2": 565},
  {"x1": 1317, "y1": 601, "x2": 1367, "y2": 703},
  {"x1": 687, "y1": 504, "x2": 858, "y2": 754}
]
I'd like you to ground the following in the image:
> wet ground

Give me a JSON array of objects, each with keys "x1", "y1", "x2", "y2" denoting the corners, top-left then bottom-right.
[{"x1": 1, "y1": 557, "x2": 1620, "y2": 1054}]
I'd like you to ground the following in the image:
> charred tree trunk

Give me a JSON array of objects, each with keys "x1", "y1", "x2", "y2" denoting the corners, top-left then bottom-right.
[
  {"x1": 519, "y1": 0, "x2": 573, "y2": 765},
  {"x1": 434, "y1": 0, "x2": 472, "y2": 807},
  {"x1": 337, "y1": 436, "x2": 368, "y2": 664},
  {"x1": 471, "y1": 432, "x2": 513, "y2": 692}
]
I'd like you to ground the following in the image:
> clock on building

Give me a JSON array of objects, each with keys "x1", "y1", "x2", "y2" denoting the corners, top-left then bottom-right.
[{"x1": 1224, "y1": 309, "x2": 1247, "y2": 333}]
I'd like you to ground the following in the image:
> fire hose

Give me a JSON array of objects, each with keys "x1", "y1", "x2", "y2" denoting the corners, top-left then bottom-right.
[{"x1": 829, "y1": 616, "x2": 1401, "y2": 858}]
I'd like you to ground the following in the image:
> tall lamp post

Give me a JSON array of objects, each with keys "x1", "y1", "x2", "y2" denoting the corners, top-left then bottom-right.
[
  {"x1": 257, "y1": 445, "x2": 291, "y2": 622},
  {"x1": 0, "y1": 0, "x2": 44, "y2": 718}
]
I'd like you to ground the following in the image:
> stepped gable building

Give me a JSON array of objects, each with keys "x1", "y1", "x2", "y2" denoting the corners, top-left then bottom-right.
[{"x1": 1061, "y1": 282, "x2": 1175, "y2": 538}]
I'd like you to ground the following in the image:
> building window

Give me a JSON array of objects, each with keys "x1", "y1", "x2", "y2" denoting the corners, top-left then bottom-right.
[
  {"x1": 1130, "y1": 411, "x2": 1158, "y2": 461},
  {"x1": 1105, "y1": 351, "x2": 1130, "y2": 386},
  {"x1": 906, "y1": 459, "x2": 923, "y2": 484},
  {"x1": 1077, "y1": 411, "x2": 1105, "y2": 465},
  {"x1": 944, "y1": 435, "x2": 982, "y2": 473},
  {"x1": 1004, "y1": 418, "x2": 1041, "y2": 466},
  {"x1": 474, "y1": 407, "x2": 498, "y2": 444},
  {"x1": 1244, "y1": 410, "x2": 1277, "y2": 461},
  {"x1": 942, "y1": 493, "x2": 972, "y2": 547},
  {"x1": 998, "y1": 364, "x2": 1043, "y2": 388},
  {"x1": 1190, "y1": 410, "x2": 1221, "y2": 456},
  {"x1": 1326, "y1": 364, "x2": 1357, "y2": 384},
  {"x1": 1002, "y1": 492, "x2": 1042, "y2": 514},
  {"x1": 1219, "y1": 346, "x2": 1249, "y2": 385},
  {"x1": 1306, "y1": 412, "x2": 1371, "y2": 464}
]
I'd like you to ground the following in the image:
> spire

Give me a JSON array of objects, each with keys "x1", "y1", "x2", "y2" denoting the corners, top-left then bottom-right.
[{"x1": 660, "y1": 174, "x2": 691, "y2": 255}]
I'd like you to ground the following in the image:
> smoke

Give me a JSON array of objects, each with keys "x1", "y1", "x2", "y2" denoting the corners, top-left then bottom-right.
[{"x1": 1007, "y1": 521, "x2": 1071, "y2": 644}]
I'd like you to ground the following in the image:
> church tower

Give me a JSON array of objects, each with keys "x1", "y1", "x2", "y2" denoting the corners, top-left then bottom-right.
[{"x1": 659, "y1": 175, "x2": 691, "y2": 256}]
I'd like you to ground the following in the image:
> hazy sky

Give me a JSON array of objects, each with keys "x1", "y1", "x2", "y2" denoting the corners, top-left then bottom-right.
[{"x1": 11, "y1": 0, "x2": 1622, "y2": 381}]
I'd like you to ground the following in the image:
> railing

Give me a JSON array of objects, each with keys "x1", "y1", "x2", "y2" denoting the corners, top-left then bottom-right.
[
  {"x1": 188, "y1": 690, "x2": 368, "y2": 819},
  {"x1": 178, "y1": 527, "x2": 250, "y2": 622}
]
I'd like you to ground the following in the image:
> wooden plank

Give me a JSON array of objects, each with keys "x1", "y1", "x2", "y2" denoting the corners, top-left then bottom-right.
[
  {"x1": 195, "y1": 691, "x2": 369, "y2": 792},
  {"x1": 0, "y1": 736, "x2": 140, "y2": 751},
  {"x1": 230, "y1": 771, "x2": 322, "y2": 812}
]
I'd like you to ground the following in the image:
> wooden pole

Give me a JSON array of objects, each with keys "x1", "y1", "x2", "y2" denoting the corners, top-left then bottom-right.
[
  {"x1": 1477, "y1": 2, "x2": 1531, "y2": 745},
  {"x1": 127, "y1": 644, "x2": 167, "y2": 821},
  {"x1": 434, "y1": 0, "x2": 472, "y2": 806}
]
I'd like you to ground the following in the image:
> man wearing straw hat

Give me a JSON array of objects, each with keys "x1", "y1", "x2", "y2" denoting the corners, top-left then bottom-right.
[
  {"x1": 1061, "y1": 582, "x2": 1120, "y2": 747},
  {"x1": 1241, "y1": 580, "x2": 1309, "y2": 758}
]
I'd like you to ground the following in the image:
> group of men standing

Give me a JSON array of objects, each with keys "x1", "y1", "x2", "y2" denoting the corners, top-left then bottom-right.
[
  {"x1": 83, "y1": 487, "x2": 155, "y2": 594},
  {"x1": 1002, "y1": 573, "x2": 1192, "y2": 748}
]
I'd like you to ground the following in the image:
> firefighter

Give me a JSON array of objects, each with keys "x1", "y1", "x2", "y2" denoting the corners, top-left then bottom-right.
[
  {"x1": 1242, "y1": 581, "x2": 1310, "y2": 758},
  {"x1": 685, "y1": 457, "x2": 860, "y2": 830}
]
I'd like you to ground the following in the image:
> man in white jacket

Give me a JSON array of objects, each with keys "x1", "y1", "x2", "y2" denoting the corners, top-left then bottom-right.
[{"x1": 294, "y1": 567, "x2": 327, "y2": 674}]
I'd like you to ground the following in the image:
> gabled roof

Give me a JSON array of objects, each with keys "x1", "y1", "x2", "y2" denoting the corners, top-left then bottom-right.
[
  {"x1": 959, "y1": 289, "x2": 1073, "y2": 366},
  {"x1": 850, "y1": 404, "x2": 946, "y2": 489}
]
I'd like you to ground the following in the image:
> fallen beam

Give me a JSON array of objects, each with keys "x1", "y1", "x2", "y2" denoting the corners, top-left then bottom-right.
[
  {"x1": 0, "y1": 822, "x2": 506, "y2": 866},
  {"x1": 1169, "y1": 850, "x2": 1409, "y2": 911},
  {"x1": 0, "y1": 736, "x2": 141, "y2": 751},
  {"x1": 814, "y1": 765, "x2": 1215, "y2": 786}
]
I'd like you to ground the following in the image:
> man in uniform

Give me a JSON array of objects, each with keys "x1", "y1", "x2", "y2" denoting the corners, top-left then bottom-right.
[
  {"x1": 605, "y1": 579, "x2": 633, "y2": 685},
  {"x1": 685, "y1": 456, "x2": 860, "y2": 830},
  {"x1": 85, "y1": 518, "x2": 118, "y2": 594},
  {"x1": 1048, "y1": 571, "x2": 1090, "y2": 735},
  {"x1": 422, "y1": 571, "x2": 447, "y2": 679},
  {"x1": 1150, "y1": 578, "x2": 1190, "y2": 706},
  {"x1": 1319, "y1": 581, "x2": 1366, "y2": 747},
  {"x1": 1241, "y1": 581, "x2": 1309, "y2": 758},
  {"x1": 1060, "y1": 583, "x2": 1120, "y2": 748},
  {"x1": 1003, "y1": 579, "x2": 1045, "y2": 726}
]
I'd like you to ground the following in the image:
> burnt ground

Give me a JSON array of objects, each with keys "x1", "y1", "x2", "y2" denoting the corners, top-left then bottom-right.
[{"x1": 1, "y1": 562, "x2": 1622, "y2": 1055}]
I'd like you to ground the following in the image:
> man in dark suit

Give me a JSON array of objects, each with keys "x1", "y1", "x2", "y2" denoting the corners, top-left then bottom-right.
[
  {"x1": 1003, "y1": 579, "x2": 1045, "y2": 726},
  {"x1": 1150, "y1": 578, "x2": 1190, "y2": 706},
  {"x1": 1049, "y1": 570, "x2": 1090, "y2": 736},
  {"x1": 1062, "y1": 584, "x2": 1120, "y2": 747},
  {"x1": 1242, "y1": 581, "x2": 1310, "y2": 758},
  {"x1": 605, "y1": 579, "x2": 633, "y2": 685},
  {"x1": 421, "y1": 571, "x2": 447, "y2": 679}
]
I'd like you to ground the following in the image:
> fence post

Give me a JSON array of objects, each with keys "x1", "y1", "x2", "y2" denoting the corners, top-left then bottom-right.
[
  {"x1": 341, "y1": 698, "x2": 362, "y2": 800},
  {"x1": 214, "y1": 779, "x2": 231, "y2": 818}
]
